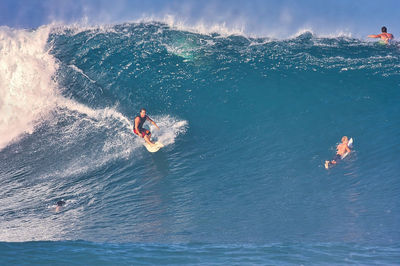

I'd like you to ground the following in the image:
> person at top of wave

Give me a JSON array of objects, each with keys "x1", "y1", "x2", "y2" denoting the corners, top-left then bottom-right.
[
  {"x1": 134, "y1": 108, "x2": 159, "y2": 147},
  {"x1": 325, "y1": 136, "x2": 351, "y2": 169},
  {"x1": 368, "y1": 26, "x2": 394, "y2": 44}
]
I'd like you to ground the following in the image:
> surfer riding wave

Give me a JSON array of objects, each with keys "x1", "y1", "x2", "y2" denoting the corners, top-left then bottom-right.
[{"x1": 133, "y1": 108, "x2": 159, "y2": 147}]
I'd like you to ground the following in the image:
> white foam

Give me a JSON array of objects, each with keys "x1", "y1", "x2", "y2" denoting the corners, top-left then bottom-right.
[
  {"x1": 287, "y1": 28, "x2": 352, "y2": 40},
  {"x1": 51, "y1": 22, "x2": 120, "y2": 37},
  {"x1": 159, "y1": 14, "x2": 246, "y2": 36},
  {"x1": 51, "y1": 15, "x2": 247, "y2": 38},
  {"x1": 136, "y1": 16, "x2": 357, "y2": 40},
  {"x1": 149, "y1": 115, "x2": 188, "y2": 146},
  {"x1": 58, "y1": 98, "x2": 134, "y2": 131},
  {"x1": 45, "y1": 20, "x2": 368, "y2": 45},
  {"x1": 0, "y1": 26, "x2": 59, "y2": 150},
  {"x1": 164, "y1": 43, "x2": 197, "y2": 60}
]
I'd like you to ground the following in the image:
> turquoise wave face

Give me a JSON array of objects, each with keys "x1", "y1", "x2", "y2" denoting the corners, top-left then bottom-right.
[{"x1": 1, "y1": 23, "x2": 399, "y2": 255}]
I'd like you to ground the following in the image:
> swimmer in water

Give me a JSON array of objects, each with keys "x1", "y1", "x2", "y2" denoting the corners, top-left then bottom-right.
[
  {"x1": 368, "y1": 26, "x2": 394, "y2": 44},
  {"x1": 55, "y1": 200, "x2": 65, "y2": 212},
  {"x1": 325, "y1": 136, "x2": 351, "y2": 169}
]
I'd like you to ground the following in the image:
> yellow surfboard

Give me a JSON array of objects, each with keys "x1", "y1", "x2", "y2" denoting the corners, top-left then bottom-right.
[{"x1": 144, "y1": 141, "x2": 164, "y2": 153}]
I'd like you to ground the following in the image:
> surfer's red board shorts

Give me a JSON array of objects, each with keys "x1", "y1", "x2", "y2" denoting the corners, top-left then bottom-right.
[{"x1": 133, "y1": 128, "x2": 150, "y2": 137}]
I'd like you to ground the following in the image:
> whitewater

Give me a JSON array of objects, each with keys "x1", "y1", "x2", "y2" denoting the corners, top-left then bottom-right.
[{"x1": 0, "y1": 22, "x2": 399, "y2": 264}]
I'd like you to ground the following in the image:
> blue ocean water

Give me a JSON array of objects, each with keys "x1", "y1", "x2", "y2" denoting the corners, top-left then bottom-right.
[{"x1": 0, "y1": 22, "x2": 399, "y2": 264}]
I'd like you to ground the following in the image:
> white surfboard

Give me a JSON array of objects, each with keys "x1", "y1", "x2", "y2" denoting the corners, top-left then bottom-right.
[
  {"x1": 144, "y1": 141, "x2": 164, "y2": 153},
  {"x1": 341, "y1": 138, "x2": 353, "y2": 159}
]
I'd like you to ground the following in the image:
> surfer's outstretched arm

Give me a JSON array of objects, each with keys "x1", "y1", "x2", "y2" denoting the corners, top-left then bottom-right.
[
  {"x1": 368, "y1": 34, "x2": 380, "y2": 38},
  {"x1": 146, "y1": 116, "x2": 159, "y2": 130}
]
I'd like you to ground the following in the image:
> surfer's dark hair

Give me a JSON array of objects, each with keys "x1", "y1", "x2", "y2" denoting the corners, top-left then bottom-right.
[
  {"x1": 57, "y1": 200, "x2": 65, "y2": 206},
  {"x1": 140, "y1": 108, "x2": 146, "y2": 113},
  {"x1": 381, "y1": 26, "x2": 387, "y2": 33}
]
